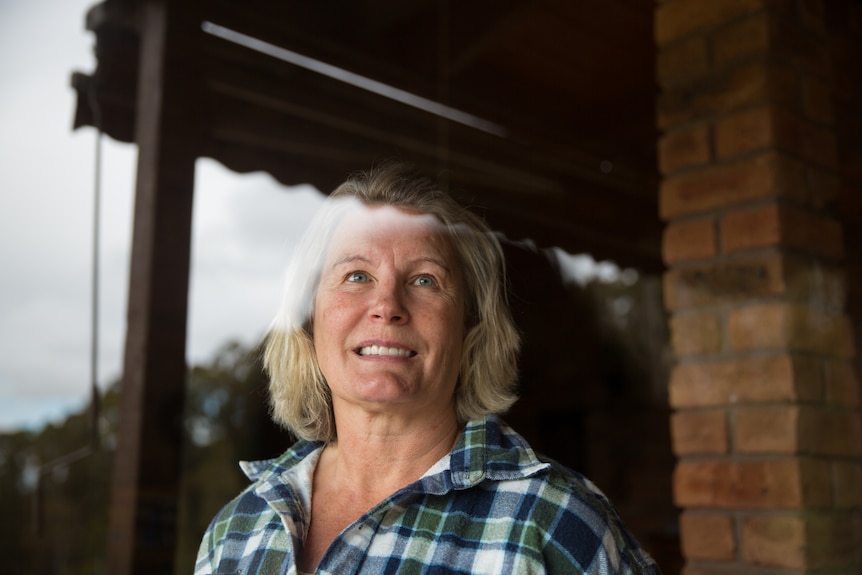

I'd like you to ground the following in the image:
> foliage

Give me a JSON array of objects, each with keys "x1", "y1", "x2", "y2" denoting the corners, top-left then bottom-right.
[
  {"x1": 0, "y1": 392, "x2": 115, "y2": 574},
  {"x1": 0, "y1": 340, "x2": 292, "y2": 575},
  {"x1": 175, "y1": 341, "x2": 293, "y2": 573}
]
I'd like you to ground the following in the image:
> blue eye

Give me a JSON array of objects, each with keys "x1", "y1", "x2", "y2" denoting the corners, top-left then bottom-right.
[
  {"x1": 414, "y1": 274, "x2": 435, "y2": 287},
  {"x1": 347, "y1": 271, "x2": 369, "y2": 283}
]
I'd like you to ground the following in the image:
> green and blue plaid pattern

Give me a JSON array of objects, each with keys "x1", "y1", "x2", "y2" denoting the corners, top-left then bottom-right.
[{"x1": 195, "y1": 415, "x2": 659, "y2": 575}]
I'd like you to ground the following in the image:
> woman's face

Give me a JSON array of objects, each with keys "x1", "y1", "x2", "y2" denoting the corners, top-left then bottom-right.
[{"x1": 313, "y1": 204, "x2": 466, "y2": 421}]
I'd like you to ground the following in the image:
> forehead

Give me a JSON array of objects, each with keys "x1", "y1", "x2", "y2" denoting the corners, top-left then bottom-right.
[{"x1": 326, "y1": 204, "x2": 454, "y2": 261}]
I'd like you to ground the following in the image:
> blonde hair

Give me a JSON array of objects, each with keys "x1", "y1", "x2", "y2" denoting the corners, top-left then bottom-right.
[{"x1": 264, "y1": 162, "x2": 520, "y2": 441}]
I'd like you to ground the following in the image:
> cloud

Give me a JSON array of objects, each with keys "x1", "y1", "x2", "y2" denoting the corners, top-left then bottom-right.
[
  {"x1": 0, "y1": 0, "x2": 106, "y2": 430},
  {"x1": 187, "y1": 159, "x2": 325, "y2": 362},
  {"x1": 0, "y1": 0, "x2": 326, "y2": 430}
]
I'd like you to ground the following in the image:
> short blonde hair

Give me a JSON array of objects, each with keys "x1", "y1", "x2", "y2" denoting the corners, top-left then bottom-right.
[{"x1": 264, "y1": 162, "x2": 520, "y2": 441}]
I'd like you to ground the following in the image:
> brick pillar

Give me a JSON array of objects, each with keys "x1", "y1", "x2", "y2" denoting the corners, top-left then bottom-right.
[{"x1": 655, "y1": 1, "x2": 862, "y2": 573}]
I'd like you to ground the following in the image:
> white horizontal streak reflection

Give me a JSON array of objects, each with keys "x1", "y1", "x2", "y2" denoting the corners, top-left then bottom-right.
[{"x1": 201, "y1": 21, "x2": 508, "y2": 138}]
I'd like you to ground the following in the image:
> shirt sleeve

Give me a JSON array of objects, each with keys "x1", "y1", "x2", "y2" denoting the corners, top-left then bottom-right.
[
  {"x1": 539, "y1": 469, "x2": 662, "y2": 575},
  {"x1": 193, "y1": 514, "x2": 220, "y2": 575}
]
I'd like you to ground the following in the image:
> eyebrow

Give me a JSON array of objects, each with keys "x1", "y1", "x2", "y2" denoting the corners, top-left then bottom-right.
[
  {"x1": 331, "y1": 255, "x2": 370, "y2": 269},
  {"x1": 411, "y1": 256, "x2": 452, "y2": 273},
  {"x1": 330, "y1": 254, "x2": 451, "y2": 273}
]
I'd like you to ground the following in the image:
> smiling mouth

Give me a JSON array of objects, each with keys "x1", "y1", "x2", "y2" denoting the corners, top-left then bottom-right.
[{"x1": 356, "y1": 345, "x2": 416, "y2": 358}]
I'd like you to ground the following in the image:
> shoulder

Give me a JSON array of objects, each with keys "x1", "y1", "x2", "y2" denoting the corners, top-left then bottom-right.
[
  {"x1": 517, "y1": 456, "x2": 660, "y2": 575},
  {"x1": 196, "y1": 440, "x2": 321, "y2": 572},
  {"x1": 209, "y1": 439, "x2": 318, "y2": 527},
  {"x1": 204, "y1": 478, "x2": 273, "y2": 540},
  {"x1": 476, "y1": 417, "x2": 659, "y2": 574},
  {"x1": 195, "y1": 481, "x2": 285, "y2": 574}
]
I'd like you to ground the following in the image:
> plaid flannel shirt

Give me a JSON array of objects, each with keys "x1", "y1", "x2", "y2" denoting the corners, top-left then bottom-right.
[{"x1": 195, "y1": 414, "x2": 660, "y2": 574}]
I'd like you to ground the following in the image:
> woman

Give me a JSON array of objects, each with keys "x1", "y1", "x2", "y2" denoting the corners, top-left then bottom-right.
[{"x1": 195, "y1": 162, "x2": 660, "y2": 574}]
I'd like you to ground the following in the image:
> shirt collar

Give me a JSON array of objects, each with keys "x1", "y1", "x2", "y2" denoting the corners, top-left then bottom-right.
[
  {"x1": 240, "y1": 438, "x2": 323, "y2": 483},
  {"x1": 448, "y1": 414, "x2": 550, "y2": 488},
  {"x1": 239, "y1": 414, "x2": 550, "y2": 495}
]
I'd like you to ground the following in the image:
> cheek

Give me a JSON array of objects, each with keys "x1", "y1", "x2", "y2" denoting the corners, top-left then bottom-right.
[
  {"x1": 313, "y1": 296, "x2": 356, "y2": 347},
  {"x1": 435, "y1": 307, "x2": 466, "y2": 358}
]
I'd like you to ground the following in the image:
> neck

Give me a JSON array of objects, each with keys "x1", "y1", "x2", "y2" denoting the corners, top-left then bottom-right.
[{"x1": 323, "y1": 405, "x2": 461, "y2": 499}]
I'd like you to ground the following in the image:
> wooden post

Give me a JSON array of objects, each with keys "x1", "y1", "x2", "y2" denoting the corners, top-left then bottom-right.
[{"x1": 106, "y1": 0, "x2": 200, "y2": 573}]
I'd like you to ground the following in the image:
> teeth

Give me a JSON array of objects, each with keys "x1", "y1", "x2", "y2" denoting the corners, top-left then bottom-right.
[{"x1": 358, "y1": 345, "x2": 412, "y2": 357}]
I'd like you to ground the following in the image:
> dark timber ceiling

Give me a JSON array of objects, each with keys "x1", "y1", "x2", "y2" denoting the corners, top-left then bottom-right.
[{"x1": 73, "y1": 0, "x2": 661, "y2": 271}]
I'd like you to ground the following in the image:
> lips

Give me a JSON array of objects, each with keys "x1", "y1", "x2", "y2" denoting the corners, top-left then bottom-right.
[{"x1": 356, "y1": 344, "x2": 416, "y2": 357}]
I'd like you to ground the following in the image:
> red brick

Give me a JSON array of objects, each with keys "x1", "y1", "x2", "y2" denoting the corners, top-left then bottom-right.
[
  {"x1": 669, "y1": 354, "x2": 823, "y2": 408},
  {"x1": 735, "y1": 405, "x2": 861, "y2": 456},
  {"x1": 824, "y1": 359, "x2": 861, "y2": 407},
  {"x1": 704, "y1": 6, "x2": 832, "y2": 79},
  {"x1": 712, "y1": 12, "x2": 770, "y2": 68},
  {"x1": 663, "y1": 252, "x2": 795, "y2": 311},
  {"x1": 794, "y1": 118, "x2": 838, "y2": 168},
  {"x1": 809, "y1": 409, "x2": 862, "y2": 457},
  {"x1": 715, "y1": 107, "x2": 838, "y2": 167},
  {"x1": 659, "y1": 152, "x2": 807, "y2": 219},
  {"x1": 657, "y1": 35, "x2": 710, "y2": 84},
  {"x1": 670, "y1": 311, "x2": 723, "y2": 356},
  {"x1": 659, "y1": 124, "x2": 712, "y2": 174},
  {"x1": 766, "y1": 11, "x2": 833, "y2": 78},
  {"x1": 735, "y1": 405, "x2": 801, "y2": 453},
  {"x1": 742, "y1": 514, "x2": 858, "y2": 569},
  {"x1": 820, "y1": 409, "x2": 862, "y2": 461},
  {"x1": 662, "y1": 217, "x2": 716, "y2": 264},
  {"x1": 807, "y1": 167, "x2": 842, "y2": 209},
  {"x1": 728, "y1": 302, "x2": 855, "y2": 357},
  {"x1": 655, "y1": 0, "x2": 768, "y2": 45},
  {"x1": 673, "y1": 457, "x2": 832, "y2": 508},
  {"x1": 742, "y1": 514, "x2": 806, "y2": 568},
  {"x1": 679, "y1": 512, "x2": 736, "y2": 560},
  {"x1": 714, "y1": 106, "x2": 774, "y2": 159},
  {"x1": 804, "y1": 514, "x2": 861, "y2": 568},
  {"x1": 802, "y1": 76, "x2": 835, "y2": 125},
  {"x1": 833, "y1": 461, "x2": 862, "y2": 508},
  {"x1": 719, "y1": 203, "x2": 780, "y2": 253},
  {"x1": 671, "y1": 409, "x2": 729, "y2": 455},
  {"x1": 658, "y1": 62, "x2": 798, "y2": 129},
  {"x1": 719, "y1": 202, "x2": 845, "y2": 259},
  {"x1": 786, "y1": 259, "x2": 847, "y2": 309},
  {"x1": 780, "y1": 206, "x2": 844, "y2": 259}
]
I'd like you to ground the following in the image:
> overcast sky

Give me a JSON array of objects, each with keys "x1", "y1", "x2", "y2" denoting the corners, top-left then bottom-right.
[{"x1": 0, "y1": 0, "x2": 326, "y2": 431}]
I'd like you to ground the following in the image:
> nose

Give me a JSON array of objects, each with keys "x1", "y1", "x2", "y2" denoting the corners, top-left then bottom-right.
[{"x1": 370, "y1": 280, "x2": 408, "y2": 324}]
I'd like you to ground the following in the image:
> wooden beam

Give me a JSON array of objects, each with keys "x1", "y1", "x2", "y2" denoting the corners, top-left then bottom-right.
[
  {"x1": 106, "y1": 0, "x2": 201, "y2": 573},
  {"x1": 199, "y1": 0, "x2": 656, "y2": 169},
  {"x1": 199, "y1": 58, "x2": 655, "y2": 198}
]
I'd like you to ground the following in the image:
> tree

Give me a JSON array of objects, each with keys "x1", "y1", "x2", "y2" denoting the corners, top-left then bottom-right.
[
  {"x1": 174, "y1": 340, "x2": 293, "y2": 572},
  {"x1": 0, "y1": 339, "x2": 292, "y2": 575}
]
